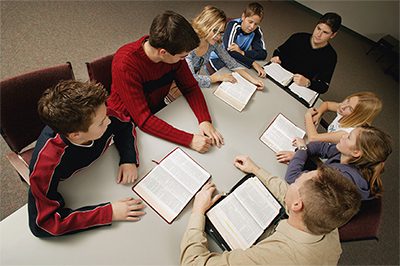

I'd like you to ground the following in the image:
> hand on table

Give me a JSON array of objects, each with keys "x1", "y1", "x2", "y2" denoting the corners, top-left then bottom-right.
[
  {"x1": 234, "y1": 155, "x2": 260, "y2": 174},
  {"x1": 276, "y1": 151, "x2": 295, "y2": 164},
  {"x1": 112, "y1": 197, "x2": 146, "y2": 221},
  {"x1": 117, "y1": 163, "x2": 138, "y2": 184},
  {"x1": 192, "y1": 182, "x2": 222, "y2": 215},
  {"x1": 199, "y1": 121, "x2": 224, "y2": 148}
]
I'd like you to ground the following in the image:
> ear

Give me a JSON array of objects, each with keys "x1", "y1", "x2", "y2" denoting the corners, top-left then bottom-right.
[
  {"x1": 66, "y1": 132, "x2": 81, "y2": 142},
  {"x1": 241, "y1": 13, "x2": 246, "y2": 21},
  {"x1": 351, "y1": 148, "x2": 362, "y2": 159},
  {"x1": 330, "y1": 32, "x2": 337, "y2": 39},
  {"x1": 290, "y1": 199, "x2": 304, "y2": 213},
  {"x1": 159, "y1": 48, "x2": 167, "y2": 56}
]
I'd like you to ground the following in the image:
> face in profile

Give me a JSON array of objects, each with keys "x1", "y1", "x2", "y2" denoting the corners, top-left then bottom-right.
[
  {"x1": 206, "y1": 23, "x2": 225, "y2": 45},
  {"x1": 77, "y1": 104, "x2": 111, "y2": 143},
  {"x1": 336, "y1": 127, "x2": 362, "y2": 158},
  {"x1": 311, "y1": 23, "x2": 336, "y2": 47},
  {"x1": 284, "y1": 170, "x2": 317, "y2": 212},
  {"x1": 241, "y1": 14, "x2": 261, "y2": 34},
  {"x1": 161, "y1": 50, "x2": 189, "y2": 64},
  {"x1": 338, "y1": 96, "x2": 359, "y2": 117}
]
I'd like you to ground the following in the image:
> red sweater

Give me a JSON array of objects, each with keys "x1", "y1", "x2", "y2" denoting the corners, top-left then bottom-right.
[{"x1": 108, "y1": 35, "x2": 212, "y2": 146}]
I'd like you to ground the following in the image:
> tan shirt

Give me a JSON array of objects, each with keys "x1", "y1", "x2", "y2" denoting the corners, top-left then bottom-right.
[{"x1": 180, "y1": 168, "x2": 342, "y2": 265}]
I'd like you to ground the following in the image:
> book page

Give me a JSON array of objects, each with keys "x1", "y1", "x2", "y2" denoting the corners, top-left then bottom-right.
[
  {"x1": 134, "y1": 148, "x2": 210, "y2": 223},
  {"x1": 260, "y1": 113, "x2": 305, "y2": 152},
  {"x1": 214, "y1": 72, "x2": 257, "y2": 111},
  {"x1": 263, "y1": 63, "x2": 293, "y2": 86},
  {"x1": 134, "y1": 166, "x2": 192, "y2": 222},
  {"x1": 207, "y1": 195, "x2": 263, "y2": 250},
  {"x1": 288, "y1": 83, "x2": 319, "y2": 106},
  {"x1": 234, "y1": 177, "x2": 281, "y2": 228},
  {"x1": 161, "y1": 148, "x2": 209, "y2": 194}
]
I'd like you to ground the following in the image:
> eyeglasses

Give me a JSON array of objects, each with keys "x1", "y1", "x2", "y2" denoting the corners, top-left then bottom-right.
[
  {"x1": 194, "y1": 57, "x2": 204, "y2": 74},
  {"x1": 212, "y1": 28, "x2": 224, "y2": 36}
]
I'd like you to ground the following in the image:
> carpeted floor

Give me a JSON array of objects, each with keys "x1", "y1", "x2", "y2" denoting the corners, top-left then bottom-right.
[{"x1": 1, "y1": 1, "x2": 398, "y2": 265}]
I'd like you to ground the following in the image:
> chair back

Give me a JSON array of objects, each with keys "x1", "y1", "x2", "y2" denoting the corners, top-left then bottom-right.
[
  {"x1": 0, "y1": 63, "x2": 75, "y2": 153},
  {"x1": 86, "y1": 54, "x2": 114, "y2": 93},
  {"x1": 339, "y1": 197, "x2": 382, "y2": 242}
]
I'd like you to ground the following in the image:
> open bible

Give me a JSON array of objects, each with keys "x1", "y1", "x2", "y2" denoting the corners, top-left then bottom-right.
[
  {"x1": 264, "y1": 62, "x2": 319, "y2": 107},
  {"x1": 214, "y1": 72, "x2": 257, "y2": 112},
  {"x1": 205, "y1": 174, "x2": 284, "y2": 251},
  {"x1": 132, "y1": 148, "x2": 210, "y2": 224},
  {"x1": 260, "y1": 113, "x2": 305, "y2": 153}
]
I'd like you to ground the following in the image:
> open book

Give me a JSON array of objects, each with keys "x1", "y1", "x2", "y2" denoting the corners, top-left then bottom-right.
[
  {"x1": 260, "y1": 113, "x2": 305, "y2": 153},
  {"x1": 264, "y1": 62, "x2": 319, "y2": 107},
  {"x1": 205, "y1": 174, "x2": 284, "y2": 251},
  {"x1": 263, "y1": 62, "x2": 293, "y2": 86},
  {"x1": 214, "y1": 72, "x2": 257, "y2": 112},
  {"x1": 132, "y1": 148, "x2": 210, "y2": 224}
]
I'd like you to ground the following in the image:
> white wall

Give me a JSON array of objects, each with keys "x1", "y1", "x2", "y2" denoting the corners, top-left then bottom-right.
[{"x1": 296, "y1": 0, "x2": 399, "y2": 42}]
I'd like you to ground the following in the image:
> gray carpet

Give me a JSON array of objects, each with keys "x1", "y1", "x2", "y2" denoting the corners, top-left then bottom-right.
[{"x1": 1, "y1": 1, "x2": 399, "y2": 265}]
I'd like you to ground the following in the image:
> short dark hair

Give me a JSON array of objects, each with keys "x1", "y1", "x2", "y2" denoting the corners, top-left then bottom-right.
[
  {"x1": 149, "y1": 10, "x2": 200, "y2": 55},
  {"x1": 38, "y1": 80, "x2": 108, "y2": 135},
  {"x1": 300, "y1": 165, "x2": 361, "y2": 235},
  {"x1": 318, "y1": 12, "x2": 342, "y2": 33},
  {"x1": 243, "y1": 2, "x2": 264, "y2": 19}
]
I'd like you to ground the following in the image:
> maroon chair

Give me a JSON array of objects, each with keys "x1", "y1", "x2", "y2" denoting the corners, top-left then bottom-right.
[
  {"x1": 86, "y1": 54, "x2": 114, "y2": 93},
  {"x1": 339, "y1": 197, "x2": 382, "y2": 242},
  {"x1": 0, "y1": 63, "x2": 75, "y2": 184}
]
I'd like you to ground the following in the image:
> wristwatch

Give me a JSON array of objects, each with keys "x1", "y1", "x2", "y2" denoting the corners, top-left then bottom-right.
[{"x1": 298, "y1": 145, "x2": 307, "y2": 151}]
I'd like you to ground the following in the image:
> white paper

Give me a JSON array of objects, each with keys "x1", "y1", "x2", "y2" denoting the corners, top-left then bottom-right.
[
  {"x1": 288, "y1": 83, "x2": 319, "y2": 106},
  {"x1": 264, "y1": 63, "x2": 293, "y2": 86},
  {"x1": 260, "y1": 113, "x2": 305, "y2": 153}
]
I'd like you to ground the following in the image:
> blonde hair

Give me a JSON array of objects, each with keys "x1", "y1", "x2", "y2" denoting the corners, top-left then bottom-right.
[
  {"x1": 300, "y1": 165, "x2": 361, "y2": 235},
  {"x1": 348, "y1": 125, "x2": 392, "y2": 198},
  {"x1": 192, "y1": 6, "x2": 226, "y2": 42},
  {"x1": 339, "y1": 91, "x2": 382, "y2": 128}
]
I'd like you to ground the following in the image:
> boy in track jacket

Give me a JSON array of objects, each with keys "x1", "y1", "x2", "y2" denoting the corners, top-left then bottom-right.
[{"x1": 28, "y1": 80, "x2": 145, "y2": 237}]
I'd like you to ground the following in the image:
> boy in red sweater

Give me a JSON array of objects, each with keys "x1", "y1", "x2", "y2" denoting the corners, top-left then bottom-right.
[{"x1": 108, "y1": 11, "x2": 223, "y2": 153}]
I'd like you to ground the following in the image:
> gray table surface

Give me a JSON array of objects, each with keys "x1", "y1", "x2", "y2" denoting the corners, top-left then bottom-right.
[{"x1": 0, "y1": 73, "x2": 318, "y2": 265}]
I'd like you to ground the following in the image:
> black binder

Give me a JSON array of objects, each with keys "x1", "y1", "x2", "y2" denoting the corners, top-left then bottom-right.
[{"x1": 205, "y1": 173, "x2": 287, "y2": 251}]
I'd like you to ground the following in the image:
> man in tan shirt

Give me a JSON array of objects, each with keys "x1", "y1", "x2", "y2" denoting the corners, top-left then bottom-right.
[{"x1": 180, "y1": 155, "x2": 361, "y2": 265}]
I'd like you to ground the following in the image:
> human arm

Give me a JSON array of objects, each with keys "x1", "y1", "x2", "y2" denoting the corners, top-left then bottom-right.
[
  {"x1": 28, "y1": 174, "x2": 113, "y2": 237},
  {"x1": 112, "y1": 63, "x2": 196, "y2": 147},
  {"x1": 306, "y1": 50, "x2": 337, "y2": 94},
  {"x1": 107, "y1": 109, "x2": 139, "y2": 184},
  {"x1": 181, "y1": 182, "x2": 289, "y2": 265},
  {"x1": 234, "y1": 155, "x2": 288, "y2": 204},
  {"x1": 244, "y1": 27, "x2": 268, "y2": 60},
  {"x1": 305, "y1": 108, "x2": 348, "y2": 143},
  {"x1": 235, "y1": 69, "x2": 264, "y2": 90},
  {"x1": 185, "y1": 53, "x2": 213, "y2": 88},
  {"x1": 304, "y1": 101, "x2": 347, "y2": 143}
]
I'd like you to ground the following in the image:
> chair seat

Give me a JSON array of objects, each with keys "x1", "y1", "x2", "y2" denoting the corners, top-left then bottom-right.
[
  {"x1": 5, "y1": 148, "x2": 34, "y2": 185},
  {"x1": 339, "y1": 198, "x2": 382, "y2": 242}
]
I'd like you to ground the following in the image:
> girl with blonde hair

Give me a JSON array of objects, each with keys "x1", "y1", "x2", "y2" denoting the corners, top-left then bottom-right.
[
  {"x1": 305, "y1": 91, "x2": 382, "y2": 143},
  {"x1": 187, "y1": 5, "x2": 264, "y2": 89}
]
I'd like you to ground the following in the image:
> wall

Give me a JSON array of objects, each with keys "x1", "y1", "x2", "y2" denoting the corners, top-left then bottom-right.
[{"x1": 296, "y1": 0, "x2": 399, "y2": 42}]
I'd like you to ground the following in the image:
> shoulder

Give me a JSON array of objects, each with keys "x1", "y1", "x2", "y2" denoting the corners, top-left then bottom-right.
[
  {"x1": 291, "y1": 32, "x2": 310, "y2": 40},
  {"x1": 114, "y1": 36, "x2": 148, "y2": 70},
  {"x1": 324, "y1": 43, "x2": 337, "y2": 59},
  {"x1": 31, "y1": 127, "x2": 68, "y2": 168},
  {"x1": 107, "y1": 107, "x2": 131, "y2": 123}
]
